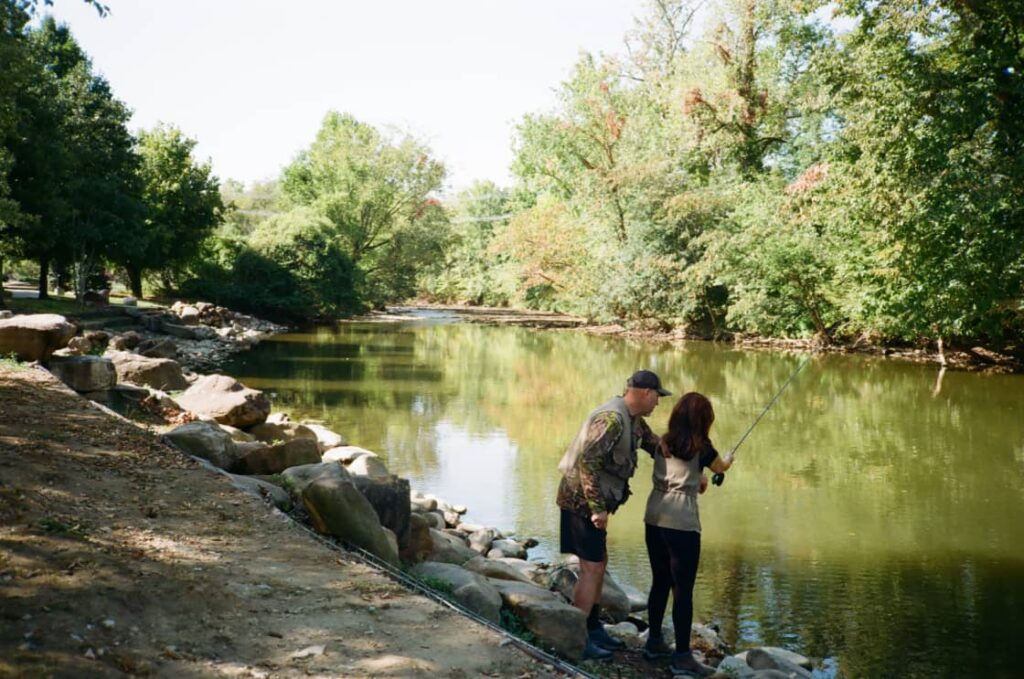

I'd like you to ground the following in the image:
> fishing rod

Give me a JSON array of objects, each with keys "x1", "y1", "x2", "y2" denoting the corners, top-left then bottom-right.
[{"x1": 712, "y1": 355, "x2": 811, "y2": 486}]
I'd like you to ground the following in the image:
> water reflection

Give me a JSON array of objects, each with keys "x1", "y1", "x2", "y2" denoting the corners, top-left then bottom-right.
[{"x1": 222, "y1": 319, "x2": 1024, "y2": 678}]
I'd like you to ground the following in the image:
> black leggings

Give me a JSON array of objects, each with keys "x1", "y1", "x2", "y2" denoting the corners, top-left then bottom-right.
[{"x1": 645, "y1": 523, "x2": 701, "y2": 653}]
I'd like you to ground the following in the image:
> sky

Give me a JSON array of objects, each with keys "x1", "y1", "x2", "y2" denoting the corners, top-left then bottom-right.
[{"x1": 47, "y1": 0, "x2": 651, "y2": 194}]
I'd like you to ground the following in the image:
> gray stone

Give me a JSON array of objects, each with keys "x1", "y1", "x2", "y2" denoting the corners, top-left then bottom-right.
[
  {"x1": 0, "y1": 313, "x2": 76, "y2": 361},
  {"x1": 302, "y1": 476, "x2": 399, "y2": 566},
  {"x1": 321, "y1": 445, "x2": 377, "y2": 464},
  {"x1": 247, "y1": 421, "x2": 317, "y2": 445},
  {"x1": 280, "y1": 462, "x2": 351, "y2": 496},
  {"x1": 47, "y1": 355, "x2": 117, "y2": 392},
  {"x1": 346, "y1": 454, "x2": 391, "y2": 479},
  {"x1": 136, "y1": 337, "x2": 177, "y2": 359},
  {"x1": 175, "y1": 374, "x2": 271, "y2": 428},
  {"x1": 302, "y1": 423, "x2": 347, "y2": 451},
  {"x1": 468, "y1": 528, "x2": 497, "y2": 555},
  {"x1": 164, "y1": 421, "x2": 237, "y2": 470},
  {"x1": 422, "y1": 511, "x2": 446, "y2": 530},
  {"x1": 746, "y1": 647, "x2": 812, "y2": 670},
  {"x1": 716, "y1": 656, "x2": 758, "y2": 679},
  {"x1": 488, "y1": 538, "x2": 528, "y2": 559},
  {"x1": 410, "y1": 561, "x2": 502, "y2": 623},
  {"x1": 218, "y1": 424, "x2": 255, "y2": 442},
  {"x1": 461, "y1": 556, "x2": 534, "y2": 585},
  {"x1": 234, "y1": 437, "x2": 320, "y2": 475},
  {"x1": 606, "y1": 621, "x2": 641, "y2": 646},
  {"x1": 0, "y1": 310, "x2": 12, "y2": 319},
  {"x1": 160, "y1": 322, "x2": 198, "y2": 339},
  {"x1": 619, "y1": 579, "x2": 649, "y2": 613},
  {"x1": 226, "y1": 473, "x2": 292, "y2": 510},
  {"x1": 488, "y1": 579, "x2": 587, "y2": 660},
  {"x1": 121, "y1": 296, "x2": 137, "y2": 307},
  {"x1": 351, "y1": 475, "x2": 410, "y2": 550},
  {"x1": 410, "y1": 494, "x2": 437, "y2": 513},
  {"x1": 107, "y1": 351, "x2": 189, "y2": 391},
  {"x1": 400, "y1": 512, "x2": 433, "y2": 564},
  {"x1": 426, "y1": 528, "x2": 476, "y2": 565},
  {"x1": 548, "y1": 561, "x2": 630, "y2": 622},
  {"x1": 693, "y1": 622, "x2": 728, "y2": 653},
  {"x1": 745, "y1": 648, "x2": 814, "y2": 679}
]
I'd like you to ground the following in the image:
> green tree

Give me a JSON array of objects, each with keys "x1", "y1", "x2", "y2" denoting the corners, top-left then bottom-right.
[
  {"x1": 121, "y1": 123, "x2": 223, "y2": 297},
  {"x1": 281, "y1": 111, "x2": 447, "y2": 308}
]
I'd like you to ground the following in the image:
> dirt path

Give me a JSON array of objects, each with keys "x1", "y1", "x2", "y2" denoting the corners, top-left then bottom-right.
[{"x1": 0, "y1": 364, "x2": 563, "y2": 678}]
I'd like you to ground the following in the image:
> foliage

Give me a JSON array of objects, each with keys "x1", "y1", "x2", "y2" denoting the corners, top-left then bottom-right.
[
  {"x1": 498, "y1": 607, "x2": 536, "y2": 644},
  {"x1": 414, "y1": 575, "x2": 456, "y2": 598}
]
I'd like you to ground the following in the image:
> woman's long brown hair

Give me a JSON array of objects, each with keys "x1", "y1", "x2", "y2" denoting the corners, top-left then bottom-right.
[{"x1": 663, "y1": 392, "x2": 715, "y2": 461}]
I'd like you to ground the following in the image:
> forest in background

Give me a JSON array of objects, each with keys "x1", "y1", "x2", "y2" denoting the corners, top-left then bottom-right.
[{"x1": 1, "y1": 0, "x2": 1021, "y2": 348}]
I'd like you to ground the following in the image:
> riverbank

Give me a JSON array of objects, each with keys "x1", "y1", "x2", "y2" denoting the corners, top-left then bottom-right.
[{"x1": 394, "y1": 302, "x2": 1023, "y2": 374}]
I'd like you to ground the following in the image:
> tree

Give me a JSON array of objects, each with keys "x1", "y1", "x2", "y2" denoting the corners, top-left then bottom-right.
[
  {"x1": 281, "y1": 112, "x2": 447, "y2": 308},
  {"x1": 121, "y1": 123, "x2": 223, "y2": 297}
]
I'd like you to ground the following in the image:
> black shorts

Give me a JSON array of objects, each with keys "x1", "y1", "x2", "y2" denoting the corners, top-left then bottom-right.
[{"x1": 560, "y1": 508, "x2": 607, "y2": 562}]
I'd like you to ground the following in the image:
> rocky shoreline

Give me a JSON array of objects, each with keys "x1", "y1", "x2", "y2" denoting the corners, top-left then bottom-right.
[
  {"x1": 394, "y1": 302, "x2": 1023, "y2": 374},
  {"x1": 0, "y1": 303, "x2": 826, "y2": 677}
]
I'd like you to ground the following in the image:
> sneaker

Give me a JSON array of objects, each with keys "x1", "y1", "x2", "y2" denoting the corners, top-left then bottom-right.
[
  {"x1": 588, "y1": 626, "x2": 625, "y2": 650},
  {"x1": 642, "y1": 635, "x2": 673, "y2": 659},
  {"x1": 669, "y1": 652, "x2": 715, "y2": 677},
  {"x1": 582, "y1": 638, "x2": 614, "y2": 661}
]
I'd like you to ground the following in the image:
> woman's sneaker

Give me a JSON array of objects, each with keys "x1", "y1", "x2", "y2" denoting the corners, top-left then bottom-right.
[
  {"x1": 669, "y1": 652, "x2": 715, "y2": 677},
  {"x1": 642, "y1": 635, "x2": 673, "y2": 659}
]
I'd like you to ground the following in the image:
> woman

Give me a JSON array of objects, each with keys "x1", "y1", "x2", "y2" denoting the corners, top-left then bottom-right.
[{"x1": 643, "y1": 392, "x2": 734, "y2": 677}]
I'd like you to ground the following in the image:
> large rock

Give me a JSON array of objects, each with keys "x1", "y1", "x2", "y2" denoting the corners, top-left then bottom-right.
[
  {"x1": 233, "y1": 438, "x2": 320, "y2": 475},
  {"x1": 136, "y1": 337, "x2": 177, "y2": 359},
  {"x1": 488, "y1": 579, "x2": 587, "y2": 660},
  {"x1": 108, "y1": 331, "x2": 142, "y2": 351},
  {"x1": 468, "y1": 528, "x2": 497, "y2": 555},
  {"x1": 426, "y1": 528, "x2": 476, "y2": 565},
  {"x1": 549, "y1": 560, "x2": 630, "y2": 622},
  {"x1": 247, "y1": 421, "x2": 317, "y2": 445},
  {"x1": 346, "y1": 454, "x2": 391, "y2": 479},
  {"x1": 47, "y1": 355, "x2": 116, "y2": 392},
  {"x1": 280, "y1": 462, "x2": 351, "y2": 496},
  {"x1": 350, "y1": 475, "x2": 410, "y2": 550},
  {"x1": 175, "y1": 374, "x2": 271, "y2": 428},
  {"x1": 409, "y1": 562, "x2": 502, "y2": 623},
  {"x1": 716, "y1": 656, "x2": 758, "y2": 678},
  {"x1": 321, "y1": 445, "x2": 376, "y2": 464},
  {"x1": 487, "y1": 538, "x2": 528, "y2": 560},
  {"x1": 302, "y1": 423, "x2": 347, "y2": 451},
  {"x1": 163, "y1": 421, "x2": 238, "y2": 470},
  {"x1": 107, "y1": 351, "x2": 188, "y2": 391},
  {"x1": 462, "y1": 556, "x2": 534, "y2": 585},
  {"x1": 745, "y1": 648, "x2": 814, "y2": 678},
  {"x1": 400, "y1": 513, "x2": 433, "y2": 564},
  {"x1": 301, "y1": 476, "x2": 399, "y2": 566},
  {"x1": 0, "y1": 314, "x2": 76, "y2": 362}
]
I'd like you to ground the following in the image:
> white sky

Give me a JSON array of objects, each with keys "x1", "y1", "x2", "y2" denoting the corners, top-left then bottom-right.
[{"x1": 48, "y1": 0, "x2": 650, "y2": 194}]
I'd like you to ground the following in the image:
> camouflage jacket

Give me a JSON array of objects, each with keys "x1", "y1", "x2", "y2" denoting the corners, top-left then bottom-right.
[{"x1": 556, "y1": 411, "x2": 660, "y2": 516}]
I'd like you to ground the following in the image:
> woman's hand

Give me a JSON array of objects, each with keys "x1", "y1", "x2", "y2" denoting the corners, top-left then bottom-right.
[{"x1": 659, "y1": 437, "x2": 671, "y2": 458}]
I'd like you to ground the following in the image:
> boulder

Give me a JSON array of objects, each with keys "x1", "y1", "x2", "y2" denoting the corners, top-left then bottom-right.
[
  {"x1": 487, "y1": 538, "x2": 528, "y2": 560},
  {"x1": 177, "y1": 305, "x2": 200, "y2": 325},
  {"x1": 468, "y1": 528, "x2": 497, "y2": 555},
  {"x1": 247, "y1": 421, "x2": 317, "y2": 445},
  {"x1": 322, "y1": 445, "x2": 377, "y2": 464},
  {"x1": 0, "y1": 313, "x2": 76, "y2": 361},
  {"x1": 301, "y1": 476, "x2": 399, "y2": 566},
  {"x1": 234, "y1": 438, "x2": 320, "y2": 475},
  {"x1": 716, "y1": 656, "x2": 758, "y2": 678},
  {"x1": 618, "y1": 578, "x2": 649, "y2": 613},
  {"x1": 226, "y1": 473, "x2": 292, "y2": 510},
  {"x1": 107, "y1": 351, "x2": 189, "y2": 391},
  {"x1": 461, "y1": 556, "x2": 534, "y2": 585},
  {"x1": 410, "y1": 492, "x2": 437, "y2": 513},
  {"x1": 422, "y1": 511, "x2": 446, "y2": 530},
  {"x1": 0, "y1": 310, "x2": 12, "y2": 319},
  {"x1": 488, "y1": 579, "x2": 587, "y2": 660},
  {"x1": 302, "y1": 423, "x2": 347, "y2": 451},
  {"x1": 426, "y1": 528, "x2": 476, "y2": 565},
  {"x1": 120, "y1": 296, "x2": 137, "y2": 307},
  {"x1": 350, "y1": 475, "x2": 410, "y2": 550},
  {"x1": 65, "y1": 336, "x2": 94, "y2": 355},
  {"x1": 160, "y1": 322, "x2": 198, "y2": 340},
  {"x1": 549, "y1": 560, "x2": 630, "y2": 622},
  {"x1": 409, "y1": 561, "x2": 502, "y2": 623},
  {"x1": 218, "y1": 424, "x2": 255, "y2": 442},
  {"x1": 175, "y1": 374, "x2": 271, "y2": 428},
  {"x1": 346, "y1": 454, "x2": 391, "y2": 479},
  {"x1": 400, "y1": 513, "x2": 433, "y2": 564},
  {"x1": 280, "y1": 462, "x2": 351, "y2": 496},
  {"x1": 266, "y1": 412, "x2": 290, "y2": 424},
  {"x1": 83, "y1": 330, "x2": 110, "y2": 352},
  {"x1": 136, "y1": 337, "x2": 177, "y2": 359},
  {"x1": 745, "y1": 648, "x2": 814, "y2": 678},
  {"x1": 47, "y1": 356, "x2": 117, "y2": 392},
  {"x1": 163, "y1": 421, "x2": 238, "y2": 470},
  {"x1": 692, "y1": 622, "x2": 728, "y2": 653}
]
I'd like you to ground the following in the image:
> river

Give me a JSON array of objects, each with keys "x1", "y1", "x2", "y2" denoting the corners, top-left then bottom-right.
[{"x1": 221, "y1": 311, "x2": 1024, "y2": 678}]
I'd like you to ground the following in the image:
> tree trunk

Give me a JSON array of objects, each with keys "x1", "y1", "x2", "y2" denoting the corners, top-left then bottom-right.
[
  {"x1": 127, "y1": 265, "x2": 143, "y2": 298},
  {"x1": 38, "y1": 257, "x2": 49, "y2": 300},
  {"x1": 0, "y1": 256, "x2": 5, "y2": 309}
]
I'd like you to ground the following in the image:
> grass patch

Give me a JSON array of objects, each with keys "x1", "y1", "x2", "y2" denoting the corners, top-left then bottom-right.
[
  {"x1": 0, "y1": 353, "x2": 25, "y2": 370},
  {"x1": 6, "y1": 295, "x2": 91, "y2": 316},
  {"x1": 499, "y1": 607, "x2": 536, "y2": 644},
  {"x1": 415, "y1": 575, "x2": 456, "y2": 598},
  {"x1": 38, "y1": 516, "x2": 86, "y2": 537}
]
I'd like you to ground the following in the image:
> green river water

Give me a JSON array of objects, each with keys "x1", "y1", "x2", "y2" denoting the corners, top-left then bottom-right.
[{"x1": 221, "y1": 312, "x2": 1024, "y2": 678}]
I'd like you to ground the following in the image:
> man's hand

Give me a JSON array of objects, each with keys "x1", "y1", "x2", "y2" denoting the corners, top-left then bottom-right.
[
  {"x1": 698, "y1": 474, "x2": 709, "y2": 494},
  {"x1": 591, "y1": 511, "x2": 609, "y2": 530}
]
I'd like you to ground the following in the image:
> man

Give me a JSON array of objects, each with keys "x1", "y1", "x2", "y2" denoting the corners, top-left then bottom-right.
[{"x1": 556, "y1": 369, "x2": 671, "y2": 660}]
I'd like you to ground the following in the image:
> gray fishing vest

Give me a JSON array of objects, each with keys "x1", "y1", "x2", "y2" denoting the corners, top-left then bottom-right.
[{"x1": 557, "y1": 395, "x2": 638, "y2": 512}]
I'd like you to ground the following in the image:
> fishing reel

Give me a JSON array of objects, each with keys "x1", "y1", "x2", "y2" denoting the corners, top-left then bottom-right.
[{"x1": 711, "y1": 472, "x2": 725, "y2": 486}]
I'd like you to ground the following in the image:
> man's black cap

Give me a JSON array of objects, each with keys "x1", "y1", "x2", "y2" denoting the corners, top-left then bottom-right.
[{"x1": 627, "y1": 370, "x2": 671, "y2": 396}]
